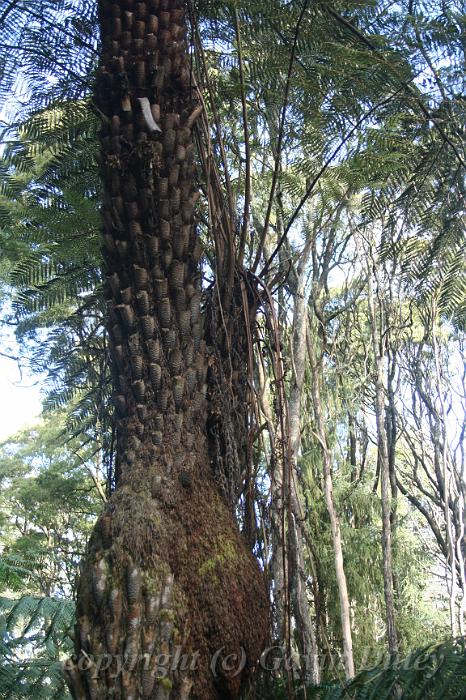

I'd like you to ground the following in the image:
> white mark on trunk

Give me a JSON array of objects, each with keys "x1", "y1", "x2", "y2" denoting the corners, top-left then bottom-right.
[{"x1": 138, "y1": 97, "x2": 162, "y2": 132}]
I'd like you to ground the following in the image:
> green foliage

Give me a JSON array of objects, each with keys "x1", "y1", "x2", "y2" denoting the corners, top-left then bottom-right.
[
  {"x1": 0, "y1": 416, "x2": 103, "y2": 700},
  {"x1": 0, "y1": 100, "x2": 112, "y2": 470},
  {"x1": 0, "y1": 415, "x2": 104, "y2": 597},
  {"x1": 0, "y1": 1, "x2": 464, "y2": 697},
  {"x1": 306, "y1": 638, "x2": 466, "y2": 700},
  {"x1": 0, "y1": 593, "x2": 73, "y2": 700},
  {"x1": 0, "y1": 0, "x2": 97, "y2": 117},
  {"x1": 265, "y1": 639, "x2": 466, "y2": 699}
]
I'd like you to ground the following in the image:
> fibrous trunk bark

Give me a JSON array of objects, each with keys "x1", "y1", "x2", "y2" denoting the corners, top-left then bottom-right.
[{"x1": 65, "y1": 2, "x2": 268, "y2": 698}]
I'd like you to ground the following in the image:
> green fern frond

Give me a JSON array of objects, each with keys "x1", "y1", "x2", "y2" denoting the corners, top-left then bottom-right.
[{"x1": 0, "y1": 595, "x2": 73, "y2": 700}]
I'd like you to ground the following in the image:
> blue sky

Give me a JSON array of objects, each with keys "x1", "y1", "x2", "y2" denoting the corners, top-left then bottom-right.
[{"x1": 0, "y1": 325, "x2": 42, "y2": 442}]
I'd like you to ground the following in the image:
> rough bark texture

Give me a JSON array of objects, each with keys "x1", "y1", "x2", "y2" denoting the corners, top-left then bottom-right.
[
  {"x1": 204, "y1": 277, "x2": 258, "y2": 517},
  {"x1": 65, "y1": 2, "x2": 268, "y2": 698}
]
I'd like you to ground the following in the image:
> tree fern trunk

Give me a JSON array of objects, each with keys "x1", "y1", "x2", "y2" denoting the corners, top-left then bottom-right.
[{"x1": 65, "y1": 2, "x2": 268, "y2": 698}]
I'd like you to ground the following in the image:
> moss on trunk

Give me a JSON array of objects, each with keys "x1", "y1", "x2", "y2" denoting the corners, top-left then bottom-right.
[{"x1": 65, "y1": 1, "x2": 269, "y2": 698}]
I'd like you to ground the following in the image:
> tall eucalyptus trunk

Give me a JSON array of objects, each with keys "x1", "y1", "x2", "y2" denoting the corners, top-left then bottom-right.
[
  {"x1": 305, "y1": 213, "x2": 355, "y2": 681},
  {"x1": 432, "y1": 307, "x2": 459, "y2": 637},
  {"x1": 288, "y1": 250, "x2": 320, "y2": 686},
  {"x1": 367, "y1": 272, "x2": 398, "y2": 658},
  {"x1": 65, "y1": 2, "x2": 268, "y2": 698},
  {"x1": 307, "y1": 325, "x2": 355, "y2": 680}
]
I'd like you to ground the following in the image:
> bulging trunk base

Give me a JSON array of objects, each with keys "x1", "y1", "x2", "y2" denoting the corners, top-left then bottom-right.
[{"x1": 66, "y1": 457, "x2": 269, "y2": 700}]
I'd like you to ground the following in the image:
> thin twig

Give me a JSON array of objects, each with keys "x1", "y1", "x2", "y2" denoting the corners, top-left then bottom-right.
[
  {"x1": 326, "y1": 7, "x2": 465, "y2": 168},
  {"x1": 261, "y1": 91, "x2": 401, "y2": 277},
  {"x1": 252, "y1": 0, "x2": 311, "y2": 273},
  {"x1": 234, "y1": 8, "x2": 252, "y2": 266}
]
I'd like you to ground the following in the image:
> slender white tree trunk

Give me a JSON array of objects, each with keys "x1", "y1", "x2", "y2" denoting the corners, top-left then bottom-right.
[
  {"x1": 288, "y1": 255, "x2": 320, "y2": 685},
  {"x1": 307, "y1": 324, "x2": 355, "y2": 680},
  {"x1": 367, "y1": 272, "x2": 399, "y2": 658},
  {"x1": 432, "y1": 309, "x2": 459, "y2": 636}
]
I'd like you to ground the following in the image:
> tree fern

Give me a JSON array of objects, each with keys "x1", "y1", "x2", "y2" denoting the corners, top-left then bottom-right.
[
  {"x1": 0, "y1": 100, "x2": 112, "y2": 476},
  {"x1": 267, "y1": 638, "x2": 466, "y2": 699},
  {"x1": 0, "y1": 593, "x2": 73, "y2": 700}
]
